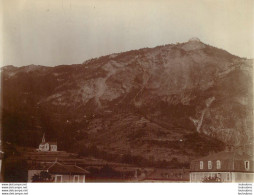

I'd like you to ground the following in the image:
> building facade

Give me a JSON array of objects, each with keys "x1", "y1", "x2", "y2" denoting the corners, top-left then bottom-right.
[
  {"x1": 190, "y1": 150, "x2": 254, "y2": 182},
  {"x1": 38, "y1": 133, "x2": 57, "y2": 152},
  {"x1": 28, "y1": 161, "x2": 89, "y2": 182}
]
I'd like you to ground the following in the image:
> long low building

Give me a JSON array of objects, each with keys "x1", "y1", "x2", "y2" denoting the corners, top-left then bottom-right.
[
  {"x1": 190, "y1": 149, "x2": 254, "y2": 182},
  {"x1": 28, "y1": 161, "x2": 89, "y2": 182}
]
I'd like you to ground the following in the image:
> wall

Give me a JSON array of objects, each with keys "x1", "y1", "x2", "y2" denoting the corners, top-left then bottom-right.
[
  {"x1": 191, "y1": 159, "x2": 254, "y2": 172},
  {"x1": 50, "y1": 145, "x2": 57, "y2": 151},
  {"x1": 52, "y1": 174, "x2": 86, "y2": 183},
  {"x1": 233, "y1": 172, "x2": 254, "y2": 182},
  {"x1": 28, "y1": 170, "x2": 86, "y2": 183},
  {"x1": 191, "y1": 160, "x2": 233, "y2": 172},
  {"x1": 190, "y1": 172, "x2": 232, "y2": 182}
]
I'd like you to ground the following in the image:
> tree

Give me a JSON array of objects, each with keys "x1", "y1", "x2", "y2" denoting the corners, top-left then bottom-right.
[
  {"x1": 98, "y1": 165, "x2": 121, "y2": 178},
  {"x1": 3, "y1": 159, "x2": 28, "y2": 182},
  {"x1": 31, "y1": 171, "x2": 54, "y2": 182},
  {"x1": 202, "y1": 175, "x2": 221, "y2": 183}
]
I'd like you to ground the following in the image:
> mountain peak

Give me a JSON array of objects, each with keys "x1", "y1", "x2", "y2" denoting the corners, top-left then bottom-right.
[
  {"x1": 188, "y1": 37, "x2": 201, "y2": 42},
  {"x1": 182, "y1": 37, "x2": 205, "y2": 51}
]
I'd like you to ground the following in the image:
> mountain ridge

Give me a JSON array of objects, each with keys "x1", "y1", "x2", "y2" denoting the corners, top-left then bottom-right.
[{"x1": 2, "y1": 39, "x2": 253, "y2": 165}]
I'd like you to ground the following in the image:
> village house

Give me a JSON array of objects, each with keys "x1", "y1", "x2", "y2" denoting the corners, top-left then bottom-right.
[
  {"x1": 28, "y1": 161, "x2": 89, "y2": 182},
  {"x1": 190, "y1": 147, "x2": 254, "y2": 182},
  {"x1": 37, "y1": 133, "x2": 57, "y2": 152}
]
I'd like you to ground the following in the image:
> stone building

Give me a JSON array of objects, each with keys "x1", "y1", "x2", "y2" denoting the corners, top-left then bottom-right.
[
  {"x1": 190, "y1": 149, "x2": 254, "y2": 182},
  {"x1": 38, "y1": 133, "x2": 57, "y2": 152}
]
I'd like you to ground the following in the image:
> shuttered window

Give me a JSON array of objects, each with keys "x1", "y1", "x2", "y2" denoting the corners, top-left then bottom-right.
[
  {"x1": 55, "y1": 175, "x2": 62, "y2": 182},
  {"x1": 216, "y1": 160, "x2": 221, "y2": 169},
  {"x1": 200, "y1": 161, "x2": 203, "y2": 169},
  {"x1": 208, "y1": 161, "x2": 212, "y2": 169},
  {"x1": 245, "y1": 161, "x2": 250, "y2": 170},
  {"x1": 73, "y1": 175, "x2": 79, "y2": 182}
]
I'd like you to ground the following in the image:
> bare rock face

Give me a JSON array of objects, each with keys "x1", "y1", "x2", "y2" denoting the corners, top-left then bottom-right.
[
  {"x1": 189, "y1": 37, "x2": 201, "y2": 42},
  {"x1": 1, "y1": 40, "x2": 253, "y2": 162},
  {"x1": 182, "y1": 37, "x2": 205, "y2": 51}
]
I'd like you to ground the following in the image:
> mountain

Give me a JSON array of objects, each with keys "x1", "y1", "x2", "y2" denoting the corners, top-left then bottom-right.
[{"x1": 2, "y1": 38, "x2": 253, "y2": 166}]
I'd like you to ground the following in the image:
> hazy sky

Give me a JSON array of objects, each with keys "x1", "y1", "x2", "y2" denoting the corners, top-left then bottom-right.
[{"x1": 1, "y1": 0, "x2": 254, "y2": 67}]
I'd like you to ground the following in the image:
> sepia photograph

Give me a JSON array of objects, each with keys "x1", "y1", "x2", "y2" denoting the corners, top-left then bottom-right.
[{"x1": 0, "y1": 0, "x2": 253, "y2": 186}]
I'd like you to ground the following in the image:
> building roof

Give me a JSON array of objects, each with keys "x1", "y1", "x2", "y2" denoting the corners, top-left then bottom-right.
[
  {"x1": 194, "y1": 151, "x2": 254, "y2": 161},
  {"x1": 40, "y1": 142, "x2": 57, "y2": 145},
  {"x1": 48, "y1": 142, "x2": 57, "y2": 145},
  {"x1": 47, "y1": 162, "x2": 89, "y2": 175},
  {"x1": 29, "y1": 163, "x2": 52, "y2": 170},
  {"x1": 29, "y1": 162, "x2": 89, "y2": 175}
]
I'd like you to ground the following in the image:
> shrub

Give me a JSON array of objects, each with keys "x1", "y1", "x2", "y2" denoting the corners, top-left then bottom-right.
[
  {"x1": 202, "y1": 176, "x2": 222, "y2": 183},
  {"x1": 31, "y1": 171, "x2": 54, "y2": 182}
]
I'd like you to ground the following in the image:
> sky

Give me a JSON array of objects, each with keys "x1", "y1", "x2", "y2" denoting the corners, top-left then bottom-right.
[{"x1": 1, "y1": 0, "x2": 254, "y2": 67}]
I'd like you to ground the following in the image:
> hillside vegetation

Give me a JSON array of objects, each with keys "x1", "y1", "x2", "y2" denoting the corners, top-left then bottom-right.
[{"x1": 2, "y1": 39, "x2": 253, "y2": 166}]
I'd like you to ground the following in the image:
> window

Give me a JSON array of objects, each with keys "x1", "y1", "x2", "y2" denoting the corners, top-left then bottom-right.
[
  {"x1": 200, "y1": 161, "x2": 203, "y2": 169},
  {"x1": 208, "y1": 161, "x2": 212, "y2": 169},
  {"x1": 216, "y1": 160, "x2": 221, "y2": 169},
  {"x1": 50, "y1": 145, "x2": 57, "y2": 151},
  {"x1": 245, "y1": 161, "x2": 250, "y2": 170},
  {"x1": 55, "y1": 175, "x2": 62, "y2": 182},
  {"x1": 73, "y1": 175, "x2": 79, "y2": 182},
  {"x1": 82, "y1": 175, "x2": 86, "y2": 183}
]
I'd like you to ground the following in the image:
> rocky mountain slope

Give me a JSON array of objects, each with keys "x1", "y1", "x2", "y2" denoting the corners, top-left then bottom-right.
[{"x1": 2, "y1": 38, "x2": 253, "y2": 165}]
